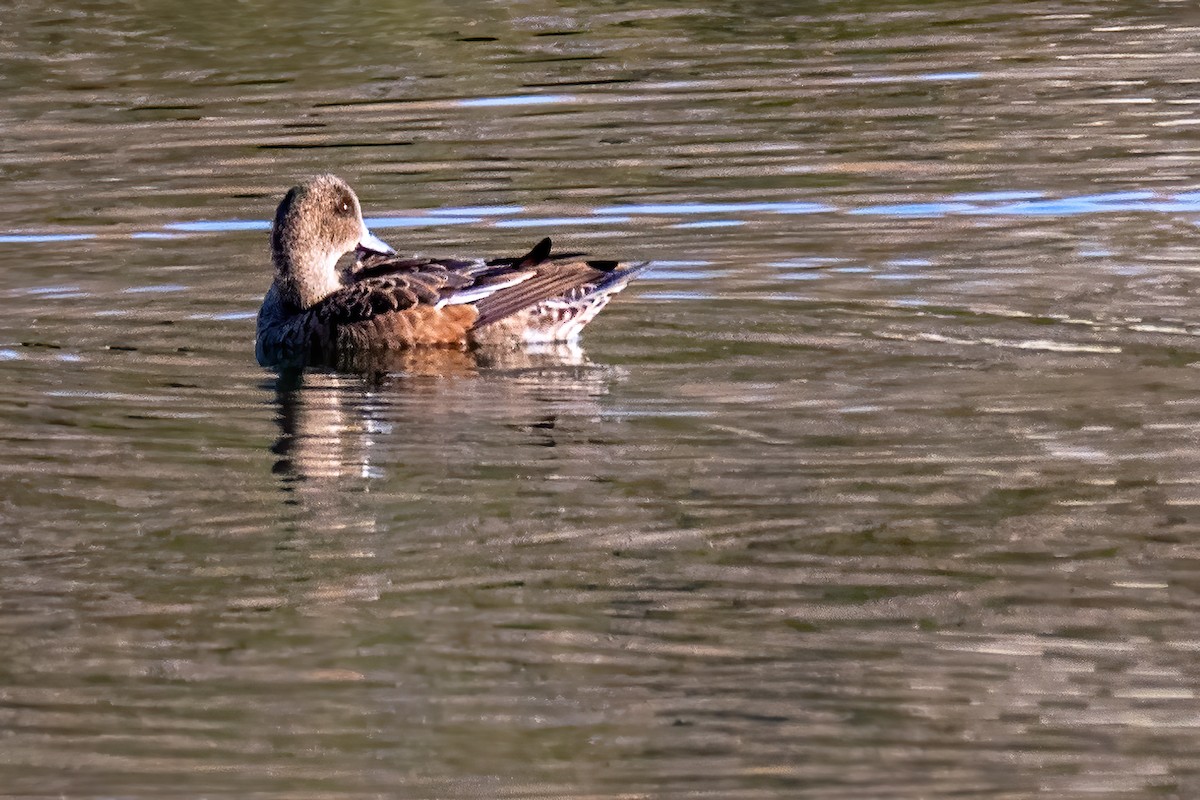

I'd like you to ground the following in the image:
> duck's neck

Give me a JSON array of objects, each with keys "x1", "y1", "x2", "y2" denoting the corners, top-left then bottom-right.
[{"x1": 273, "y1": 248, "x2": 343, "y2": 310}]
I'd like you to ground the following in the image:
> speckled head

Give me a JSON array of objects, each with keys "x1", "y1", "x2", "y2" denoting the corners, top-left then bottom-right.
[{"x1": 269, "y1": 175, "x2": 393, "y2": 309}]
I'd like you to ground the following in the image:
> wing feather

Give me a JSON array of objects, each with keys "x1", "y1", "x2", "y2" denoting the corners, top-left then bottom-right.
[{"x1": 343, "y1": 237, "x2": 614, "y2": 328}]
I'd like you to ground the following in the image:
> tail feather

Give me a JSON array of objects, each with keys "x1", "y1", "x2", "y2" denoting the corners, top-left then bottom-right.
[
  {"x1": 471, "y1": 262, "x2": 609, "y2": 328},
  {"x1": 512, "y1": 260, "x2": 650, "y2": 343}
]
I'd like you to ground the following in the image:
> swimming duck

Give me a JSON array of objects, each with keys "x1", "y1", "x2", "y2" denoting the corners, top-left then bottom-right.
[{"x1": 255, "y1": 175, "x2": 647, "y2": 367}]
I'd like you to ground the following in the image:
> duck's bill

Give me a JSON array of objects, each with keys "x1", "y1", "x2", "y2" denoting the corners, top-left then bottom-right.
[{"x1": 356, "y1": 226, "x2": 395, "y2": 257}]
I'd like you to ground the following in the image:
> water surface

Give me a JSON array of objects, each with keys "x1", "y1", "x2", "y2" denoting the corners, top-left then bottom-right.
[{"x1": 3, "y1": 2, "x2": 1200, "y2": 798}]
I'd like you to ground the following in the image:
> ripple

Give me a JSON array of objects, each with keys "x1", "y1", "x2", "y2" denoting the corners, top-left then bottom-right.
[
  {"x1": 1, "y1": 186, "x2": 1199, "y2": 249},
  {"x1": 0, "y1": 233, "x2": 94, "y2": 243},
  {"x1": 121, "y1": 284, "x2": 188, "y2": 294},
  {"x1": 598, "y1": 201, "x2": 833, "y2": 215},
  {"x1": 672, "y1": 220, "x2": 745, "y2": 229},
  {"x1": 164, "y1": 220, "x2": 271, "y2": 232},
  {"x1": 428, "y1": 205, "x2": 523, "y2": 217},
  {"x1": 494, "y1": 216, "x2": 633, "y2": 228},
  {"x1": 368, "y1": 215, "x2": 482, "y2": 228},
  {"x1": 850, "y1": 201, "x2": 978, "y2": 217},
  {"x1": 457, "y1": 94, "x2": 577, "y2": 107}
]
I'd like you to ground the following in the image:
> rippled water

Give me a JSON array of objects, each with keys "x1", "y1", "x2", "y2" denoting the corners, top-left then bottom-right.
[{"x1": 5, "y1": 2, "x2": 1200, "y2": 798}]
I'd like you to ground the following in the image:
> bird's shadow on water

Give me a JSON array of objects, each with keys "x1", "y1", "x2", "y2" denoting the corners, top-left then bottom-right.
[{"x1": 265, "y1": 343, "x2": 618, "y2": 493}]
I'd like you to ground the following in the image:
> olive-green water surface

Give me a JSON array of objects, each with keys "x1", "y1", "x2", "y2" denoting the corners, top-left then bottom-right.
[{"x1": 4, "y1": 3, "x2": 1200, "y2": 798}]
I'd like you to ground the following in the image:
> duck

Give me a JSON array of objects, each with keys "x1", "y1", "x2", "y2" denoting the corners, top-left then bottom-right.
[{"x1": 255, "y1": 175, "x2": 648, "y2": 367}]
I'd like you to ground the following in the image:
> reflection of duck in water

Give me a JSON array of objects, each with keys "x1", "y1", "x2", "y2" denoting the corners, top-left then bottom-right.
[
  {"x1": 270, "y1": 346, "x2": 613, "y2": 486},
  {"x1": 256, "y1": 175, "x2": 647, "y2": 368}
]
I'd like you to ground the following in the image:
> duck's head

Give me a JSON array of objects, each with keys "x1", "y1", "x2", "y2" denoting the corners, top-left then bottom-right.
[{"x1": 270, "y1": 174, "x2": 394, "y2": 309}]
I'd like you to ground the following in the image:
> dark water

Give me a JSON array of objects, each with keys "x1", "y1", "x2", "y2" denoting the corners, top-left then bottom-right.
[{"x1": 4, "y1": 2, "x2": 1200, "y2": 797}]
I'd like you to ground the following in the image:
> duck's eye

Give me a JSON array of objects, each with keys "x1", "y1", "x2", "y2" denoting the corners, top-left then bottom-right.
[{"x1": 338, "y1": 201, "x2": 351, "y2": 214}]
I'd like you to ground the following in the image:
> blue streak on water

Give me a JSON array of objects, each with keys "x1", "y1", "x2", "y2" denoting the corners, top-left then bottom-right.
[
  {"x1": 0, "y1": 349, "x2": 23, "y2": 361},
  {"x1": 918, "y1": 71, "x2": 984, "y2": 81},
  {"x1": 1117, "y1": 200, "x2": 1200, "y2": 212},
  {"x1": 0, "y1": 233, "x2": 94, "y2": 243},
  {"x1": 189, "y1": 311, "x2": 257, "y2": 321},
  {"x1": 26, "y1": 285, "x2": 82, "y2": 296},
  {"x1": 368, "y1": 216, "x2": 482, "y2": 228},
  {"x1": 494, "y1": 216, "x2": 632, "y2": 228},
  {"x1": 673, "y1": 220, "x2": 745, "y2": 229},
  {"x1": 974, "y1": 199, "x2": 1133, "y2": 216},
  {"x1": 122, "y1": 284, "x2": 188, "y2": 294},
  {"x1": 1068, "y1": 190, "x2": 1156, "y2": 203},
  {"x1": 644, "y1": 270, "x2": 728, "y2": 281},
  {"x1": 851, "y1": 202, "x2": 978, "y2": 217},
  {"x1": 770, "y1": 257, "x2": 846, "y2": 269},
  {"x1": 642, "y1": 261, "x2": 718, "y2": 281},
  {"x1": 762, "y1": 292, "x2": 816, "y2": 302},
  {"x1": 458, "y1": 94, "x2": 576, "y2": 107},
  {"x1": 429, "y1": 206, "x2": 523, "y2": 217},
  {"x1": 639, "y1": 291, "x2": 719, "y2": 301},
  {"x1": 166, "y1": 220, "x2": 271, "y2": 232},
  {"x1": 6, "y1": 186, "x2": 1199, "y2": 250},
  {"x1": 969, "y1": 189, "x2": 1170, "y2": 216},
  {"x1": 598, "y1": 201, "x2": 832, "y2": 215},
  {"x1": 970, "y1": 200, "x2": 1091, "y2": 216},
  {"x1": 843, "y1": 72, "x2": 983, "y2": 85}
]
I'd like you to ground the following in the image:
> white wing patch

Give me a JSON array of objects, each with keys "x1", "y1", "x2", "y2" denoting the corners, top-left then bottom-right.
[{"x1": 435, "y1": 272, "x2": 534, "y2": 308}]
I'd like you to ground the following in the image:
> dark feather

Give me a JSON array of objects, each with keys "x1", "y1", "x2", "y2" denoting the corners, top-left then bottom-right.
[
  {"x1": 514, "y1": 237, "x2": 552, "y2": 269},
  {"x1": 471, "y1": 263, "x2": 608, "y2": 328},
  {"x1": 404, "y1": 273, "x2": 447, "y2": 303},
  {"x1": 314, "y1": 277, "x2": 420, "y2": 325}
]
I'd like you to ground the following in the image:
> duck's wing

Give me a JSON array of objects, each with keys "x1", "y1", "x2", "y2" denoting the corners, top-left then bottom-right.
[
  {"x1": 351, "y1": 237, "x2": 626, "y2": 328},
  {"x1": 314, "y1": 275, "x2": 435, "y2": 321},
  {"x1": 350, "y1": 236, "x2": 556, "y2": 282},
  {"x1": 349, "y1": 249, "x2": 530, "y2": 302},
  {"x1": 468, "y1": 260, "x2": 616, "y2": 327},
  {"x1": 467, "y1": 238, "x2": 647, "y2": 328}
]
